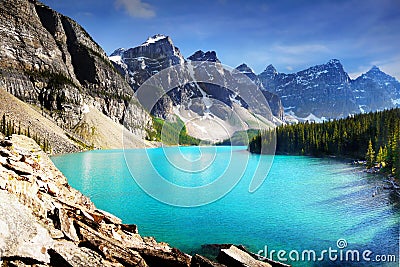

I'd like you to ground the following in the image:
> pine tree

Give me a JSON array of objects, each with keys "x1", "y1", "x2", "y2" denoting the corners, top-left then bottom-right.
[
  {"x1": 249, "y1": 108, "x2": 399, "y2": 178},
  {"x1": 366, "y1": 140, "x2": 375, "y2": 169},
  {"x1": 376, "y1": 146, "x2": 386, "y2": 168},
  {"x1": 391, "y1": 130, "x2": 399, "y2": 176}
]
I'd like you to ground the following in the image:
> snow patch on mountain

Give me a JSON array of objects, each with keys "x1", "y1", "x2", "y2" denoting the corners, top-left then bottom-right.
[
  {"x1": 141, "y1": 34, "x2": 167, "y2": 46},
  {"x1": 109, "y1": 55, "x2": 123, "y2": 65}
]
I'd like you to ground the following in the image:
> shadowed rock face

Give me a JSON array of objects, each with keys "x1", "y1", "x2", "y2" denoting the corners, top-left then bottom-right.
[{"x1": 0, "y1": 0, "x2": 152, "y2": 145}]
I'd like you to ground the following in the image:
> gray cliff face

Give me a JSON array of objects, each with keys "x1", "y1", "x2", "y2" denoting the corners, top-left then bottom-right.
[
  {"x1": 261, "y1": 90, "x2": 284, "y2": 120},
  {"x1": 0, "y1": 0, "x2": 152, "y2": 140},
  {"x1": 259, "y1": 60, "x2": 400, "y2": 119}
]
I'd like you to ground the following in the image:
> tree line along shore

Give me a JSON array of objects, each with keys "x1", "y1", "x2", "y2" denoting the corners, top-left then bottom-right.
[{"x1": 249, "y1": 108, "x2": 400, "y2": 180}]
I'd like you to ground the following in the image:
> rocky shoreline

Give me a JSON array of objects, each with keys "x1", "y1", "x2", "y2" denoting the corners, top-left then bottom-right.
[
  {"x1": 0, "y1": 134, "x2": 285, "y2": 267},
  {"x1": 351, "y1": 160, "x2": 400, "y2": 197}
]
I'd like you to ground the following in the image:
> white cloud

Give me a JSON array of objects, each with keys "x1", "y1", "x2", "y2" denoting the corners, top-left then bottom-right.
[
  {"x1": 348, "y1": 71, "x2": 364, "y2": 80},
  {"x1": 272, "y1": 44, "x2": 330, "y2": 55},
  {"x1": 115, "y1": 0, "x2": 155, "y2": 18}
]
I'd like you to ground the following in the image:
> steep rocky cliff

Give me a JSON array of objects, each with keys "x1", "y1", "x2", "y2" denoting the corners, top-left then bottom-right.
[{"x1": 0, "y1": 0, "x2": 153, "y2": 150}]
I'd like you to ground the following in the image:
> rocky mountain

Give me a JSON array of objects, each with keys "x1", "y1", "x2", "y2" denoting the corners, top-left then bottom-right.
[
  {"x1": 236, "y1": 63, "x2": 259, "y2": 82},
  {"x1": 259, "y1": 59, "x2": 358, "y2": 118},
  {"x1": 351, "y1": 66, "x2": 400, "y2": 113},
  {"x1": 111, "y1": 36, "x2": 281, "y2": 141},
  {"x1": 258, "y1": 60, "x2": 400, "y2": 119},
  {"x1": 188, "y1": 50, "x2": 220, "y2": 63},
  {"x1": 0, "y1": 0, "x2": 153, "y2": 151},
  {"x1": 110, "y1": 34, "x2": 185, "y2": 91}
]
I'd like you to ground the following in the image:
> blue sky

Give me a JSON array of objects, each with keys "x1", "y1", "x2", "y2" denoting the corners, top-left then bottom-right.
[{"x1": 41, "y1": 0, "x2": 400, "y2": 79}]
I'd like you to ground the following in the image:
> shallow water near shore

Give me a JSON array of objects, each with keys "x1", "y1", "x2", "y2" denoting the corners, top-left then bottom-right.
[{"x1": 51, "y1": 147, "x2": 399, "y2": 266}]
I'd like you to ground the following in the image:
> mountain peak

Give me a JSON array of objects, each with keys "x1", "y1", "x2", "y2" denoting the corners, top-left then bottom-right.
[
  {"x1": 188, "y1": 50, "x2": 220, "y2": 62},
  {"x1": 320, "y1": 59, "x2": 346, "y2": 74},
  {"x1": 236, "y1": 63, "x2": 254, "y2": 74},
  {"x1": 141, "y1": 34, "x2": 169, "y2": 46},
  {"x1": 369, "y1": 65, "x2": 381, "y2": 72},
  {"x1": 360, "y1": 65, "x2": 398, "y2": 83},
  {"x1": 110, "y1": 48, "x2": 125, "y2": 57},
  {"x1": 263, "y1": 64, "x2": 278, "y2": 74},
  {"x1": 327, "y1": 59, "x2": 342, "y2": 66}
]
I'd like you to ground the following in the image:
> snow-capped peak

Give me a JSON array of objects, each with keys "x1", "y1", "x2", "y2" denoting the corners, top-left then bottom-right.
[{"x1": 141, "y1": 34, "x2": 168, "y2": 46}]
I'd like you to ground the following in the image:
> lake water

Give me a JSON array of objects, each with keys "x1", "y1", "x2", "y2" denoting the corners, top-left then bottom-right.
[{"x1": 51, "y1": 147, "x2": 399, "y2": 266}]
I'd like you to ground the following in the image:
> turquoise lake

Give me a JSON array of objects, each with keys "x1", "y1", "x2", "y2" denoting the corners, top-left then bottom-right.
[{"x1": 51, "y1": 146, "x2": 399, "y2": 266}]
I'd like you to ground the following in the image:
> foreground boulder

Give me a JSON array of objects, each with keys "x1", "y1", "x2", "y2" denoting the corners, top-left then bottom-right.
[
  {"x1": 0, "y1": 135, "x2": 191, "y2": 266},
  {"x1": 0, "y1": 190, "x2": 54, "y2": 264}
]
